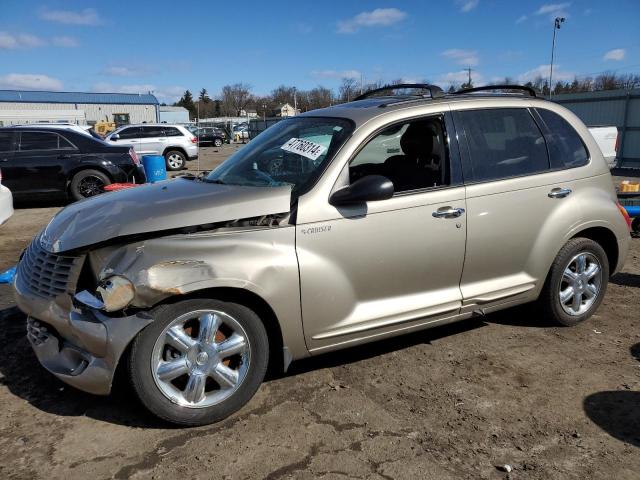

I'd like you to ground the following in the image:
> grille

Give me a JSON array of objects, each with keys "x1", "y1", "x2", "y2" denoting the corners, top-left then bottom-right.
[{"x1": 17, "y1": 239, "x2": 79, "y2": 299}]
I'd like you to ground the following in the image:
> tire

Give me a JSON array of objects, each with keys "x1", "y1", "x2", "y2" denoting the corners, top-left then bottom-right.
[
  {"x1": 538, "y1": 237, "x2": 609, "y2": 326},
  {"x1": 128, "y1": 298, "x2": 269, "y2": 426},
  {"x1": 164, "y1": 150, "x2": 186, "y2": 171},
  {"x1": 69, "y1": 169, "x2": 111, "y2": 201},
  {"x1": 632, "y1": 217, "x2": 640, "y2": 234},
  {"x1": 213, "y1": 138, "x2": 223, "y2": 147}
]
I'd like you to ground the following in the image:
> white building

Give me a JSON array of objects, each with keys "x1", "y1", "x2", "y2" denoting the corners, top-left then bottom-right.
[
  {"x1": 274, "y1": 103, "x2": 300, "y2": 117},
  {"x1": 159, "y1": 106, "x2": 190, "y2": 124},
  {"x1": 0, "y1": 90, "x2": 159, "y2": 126}
]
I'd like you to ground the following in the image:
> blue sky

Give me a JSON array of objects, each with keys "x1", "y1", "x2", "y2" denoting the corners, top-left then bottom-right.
[{"x1": 0, "y1": 0, "x2": 638, "y2": 102}]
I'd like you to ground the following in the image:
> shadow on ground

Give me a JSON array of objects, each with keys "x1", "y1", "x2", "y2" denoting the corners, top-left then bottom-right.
[
  {"x1": 583, "y1": 343, "x2": 640, "y2": 448},
  {"x1": 611, "y1": 272, "x2": 640, "y2": 288},
  {"x1": 0, "y1": 301, "x2": 555, "y2": 427}
]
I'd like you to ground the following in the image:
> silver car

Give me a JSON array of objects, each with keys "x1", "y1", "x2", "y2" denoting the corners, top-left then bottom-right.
[
  {"x1": 105, "y1": 124, "x2": 198, "y2": 171},
  {"x1": 14, "y1": 85, "x2": 631, "y2": 426}
]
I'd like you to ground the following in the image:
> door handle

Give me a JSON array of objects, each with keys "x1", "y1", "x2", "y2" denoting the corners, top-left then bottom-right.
[
  {"x1": 58, "y1": 154, "x2": 71, "y2": 159},
  {"x1": 548, "y1": 187, "x2": 572, "y2": 198},
  {"x1": 432, "y1": 206, "x2": 465, "y2": 218}
]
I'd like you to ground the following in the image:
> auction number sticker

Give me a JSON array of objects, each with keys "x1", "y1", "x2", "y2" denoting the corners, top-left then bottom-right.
[{"x1": 281, "y1": 137, "x2": 327, "y2": 160}]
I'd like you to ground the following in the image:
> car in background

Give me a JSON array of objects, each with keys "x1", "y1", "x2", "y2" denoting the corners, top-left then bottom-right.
[
  {"x1": 193, "y1": 127, "x2": 226, "y2": 147},
  {"x1": 0, "y1": 169, "x2": 13, "y2": 225},
  {"x1": 105, "y1": 124, "x2": 198, "y2": 171},
  {"x1": 232, "y1": 124, "x2": 249, "y2": 140},
  {"x1": 0, "y1": 126, "x2": 145, "y2": 201}
]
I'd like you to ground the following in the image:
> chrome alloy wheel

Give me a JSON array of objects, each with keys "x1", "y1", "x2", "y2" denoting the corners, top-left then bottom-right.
[
  {"x1": 559, "y1": 252, "x2": 603, "y2": 316},
  {"x1": 167, "y1": 153, "x2": 185, "y2": 169},
  {"x1": 151, "y1": 310, "x2": 250, "y2": 408}
]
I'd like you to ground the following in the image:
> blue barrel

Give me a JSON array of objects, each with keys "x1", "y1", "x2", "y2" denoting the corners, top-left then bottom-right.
[
  {"x1": 142, "y1": 155, "x2": 167, "y2": 183},
  {"x1": 625, "y1": 206, "x2": 640, "y2": 217}
]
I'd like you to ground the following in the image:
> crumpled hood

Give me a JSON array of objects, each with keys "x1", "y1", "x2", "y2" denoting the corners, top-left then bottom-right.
[{"x1": 41, "y1": 178, "x2": 292, "y2": 253}]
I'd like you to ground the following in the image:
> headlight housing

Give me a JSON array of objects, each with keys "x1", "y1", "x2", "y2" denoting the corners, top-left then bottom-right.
[{"x1": 95, "y1": 275, "x2": 135, "y2": 312}]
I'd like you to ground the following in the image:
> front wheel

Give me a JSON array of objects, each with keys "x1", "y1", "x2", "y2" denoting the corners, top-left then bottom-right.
[
  {"x1": 128, "y1": 299, "x2": 268, "y2": 426},
  {"x1": 213, "y1": 138, "x2": 223, "y2": 147},
  {"x1": 164, "y1": 150, "x2": 186, "y2": 171},
  {"x1": 538, "y1": 237, "x2": 609, "y2": 326}
]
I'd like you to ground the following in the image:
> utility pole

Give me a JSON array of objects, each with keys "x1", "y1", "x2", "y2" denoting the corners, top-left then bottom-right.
[
  {"x1": 293, "y1": 87, "x2": 298, "y2": 114},
  {"x1": 467, "y1": 67, "x2": 472, "y2": 86},
  {"x1": 549, "y1": 16, "x2": 565, "y2": 98}
]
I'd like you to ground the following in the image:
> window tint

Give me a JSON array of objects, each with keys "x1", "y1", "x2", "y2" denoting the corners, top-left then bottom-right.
[
  {"x1": 19, "y1": 132, "x2": 59, "y2": 151},
  {"x1": 349, "y1": 117, "x2": 449, "y2": 193},
  {"x1": 58, "y1": 134, "x2": 76, "y2": 150},
  {"x1": 118, "y1": 127, "x2": 140, "y2": 139},
  {"x1": 459, "y1": 108, "x2": 549, "y2": 181},
  {"x1": 0, "y1": 132, "x2": 13, "y2": 152},
  {"x1": 536, "y1": 109, "x2": 589, "y2": 168},
  {"x1": 164, "y1": 127, "x2": 183, "y2": 137}
]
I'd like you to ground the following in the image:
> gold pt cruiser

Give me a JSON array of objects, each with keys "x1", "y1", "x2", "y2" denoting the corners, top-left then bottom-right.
[{"x1": 14, "y1": 85, "x2": 631, "y2": 425}]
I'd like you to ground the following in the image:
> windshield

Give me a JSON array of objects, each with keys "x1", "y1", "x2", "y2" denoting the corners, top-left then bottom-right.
[{"x1": 205, "y1": 117, "x2": 353, "y2": 194}]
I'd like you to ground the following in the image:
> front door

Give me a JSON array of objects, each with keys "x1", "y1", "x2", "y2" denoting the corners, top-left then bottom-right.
[
  {"x1": 296, "y1": 113, "x2": 468, "y2": 352},
  {"x1": 110, "y1": 126, "x2": 141, "y2": 152}
]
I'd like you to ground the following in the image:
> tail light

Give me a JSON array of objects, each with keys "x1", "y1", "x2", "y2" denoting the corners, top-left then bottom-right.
[
  {"x1": 616, "y1": 202, "x2": 632, "y2": 231},
  {"x1": 190, "y1": 136, "x2": 198, "y2": 144},
  {"x1": 129, "y1": 148, "x2": 140, "y2": 165}
]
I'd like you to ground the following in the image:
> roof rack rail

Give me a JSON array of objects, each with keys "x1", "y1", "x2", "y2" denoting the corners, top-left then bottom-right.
[
  {"x1": 454, "y1": 84, "x2": 537, "y2": 97},
  {"x1": 353, "y1": 83, "x2": 445, "y2": 102}
]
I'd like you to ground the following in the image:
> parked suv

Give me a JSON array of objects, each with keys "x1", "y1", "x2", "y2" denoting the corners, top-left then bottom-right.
[
  {"x1": 105, "y1": 124, "x2": 198, "y2": 171},
  {"x1": 193, "y1": 127, "x2": 226, "y2": 147},
  {"x1": 14, "y1": 85, "x2": 631, "y2": 426},
  {"x1": 0, "y1": 126, "x2": 145, "y2": 201}
]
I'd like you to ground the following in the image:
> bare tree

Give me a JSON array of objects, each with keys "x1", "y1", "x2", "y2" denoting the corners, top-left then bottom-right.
[
  {"x1": 221, "y1": 83, "x2": 253, "y2": 116},
  {"x1": 306, "y1": 87, "x2": 334, "y2": 110},
  {"x1": 338, "y1": 77, "x2": 358, "y2": 103}
]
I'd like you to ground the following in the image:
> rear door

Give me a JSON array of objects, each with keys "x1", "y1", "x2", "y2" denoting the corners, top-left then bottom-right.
[
  {"x1": 138, "y1": 126, "x2": 167, "y2": 155},
  {"x1": 454, "y1": 106, "x2": 582, "y2": 312},
  {"x1": 11, "y1": 131, "x2": 76, "y2": 194}
]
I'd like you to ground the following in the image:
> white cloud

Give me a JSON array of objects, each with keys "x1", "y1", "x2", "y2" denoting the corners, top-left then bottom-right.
[
  {"x1": 517, "y1": 64, "x2": 573, "y2": 83},
  {"x1": 456, "y1": 0, "x2": 479, "y2": 13},
  {"x1": 515, "y1": 15, "x2": 528, "y2": 24},
  {"x1": 603, "y1": 48, "x2": 625, "y2": 61},
  {"x1": 92, "y1": 83, "x2": 186, "y2": 103},
  {"x1": 52, "y1": 36, "x2": 78, "y2": 47},
  {"x1": 535, "y1": 3, "x2": 570, "y2": 20},
  {"x1": 0, "y1": 73, "x2": 63, "y2": 90},
  {"x1": 311, "y1": 69, "x2": 361, "y2": 79},
  {"x1": 0, "y1": 32, "x2": 46, "y2": 49},
  {"x1": 39, "y1": 8, "x2": 100, "y2": 25},
  {"x1": 441, "y1": 49, "x2": 479, "y2": 67},
  {"x1": 337, "y1": 8, "x2": 407, "y2": 34}
]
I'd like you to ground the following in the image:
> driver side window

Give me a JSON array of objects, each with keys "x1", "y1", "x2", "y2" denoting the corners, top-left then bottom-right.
[{"x1": 349, "y1": 116, "x2": 449, "y2": 193}]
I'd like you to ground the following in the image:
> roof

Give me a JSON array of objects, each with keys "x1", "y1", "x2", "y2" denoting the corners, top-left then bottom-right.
[
  {"x1": 0, "y1": 89, "x2": 159, "y2": 105},
  {"x1": 159, "y1": 106, "x2": 188, "y2": 112}
]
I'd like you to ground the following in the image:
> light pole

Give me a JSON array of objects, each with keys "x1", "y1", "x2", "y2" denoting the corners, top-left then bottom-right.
[{"x1": 549, "y1": 16, "x2": 565, "y2": 98}]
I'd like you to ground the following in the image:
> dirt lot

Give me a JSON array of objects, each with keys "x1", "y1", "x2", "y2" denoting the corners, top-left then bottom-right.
[{"x1": 0, "y1": 147, "x2": 638, "y2": 479}]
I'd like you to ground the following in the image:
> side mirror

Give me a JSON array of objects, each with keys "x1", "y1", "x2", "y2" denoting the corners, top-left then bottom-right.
[
  {"x1": 110, "y1": 133, "x2": 120, "y2": 141},
  {"x1": 329, "y1": 175, "x2": 394, "y2": 206}
]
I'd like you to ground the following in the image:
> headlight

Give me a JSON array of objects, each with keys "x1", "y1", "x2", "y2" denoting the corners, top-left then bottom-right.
[{"x1": 95, "y1": 275, "x2": 135, "y2": 312}]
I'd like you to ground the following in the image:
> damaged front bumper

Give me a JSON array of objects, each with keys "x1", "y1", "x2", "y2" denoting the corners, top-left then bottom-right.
[{"x1": 14, "y1": 277, "x2": 152, "y2": 395}]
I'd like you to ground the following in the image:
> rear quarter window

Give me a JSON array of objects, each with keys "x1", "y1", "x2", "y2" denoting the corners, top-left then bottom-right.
[
  {"x1": 164, "y1": 127, "x2": 184, "y2": 137},
  {"x1": 536, "y1": 108, "x2": 589, "y2": 169},
  {"x1": 457, "y1": 108, "x2": 549, "y2": 182}
]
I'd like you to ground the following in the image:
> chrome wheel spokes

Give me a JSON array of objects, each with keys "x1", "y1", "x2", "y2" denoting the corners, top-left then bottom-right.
[{"x1": 559, "y1": 252, "x2": 602, "y2": 316}]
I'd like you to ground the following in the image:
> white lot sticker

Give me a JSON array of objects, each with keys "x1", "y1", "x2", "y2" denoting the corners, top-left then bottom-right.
[{"x1": 281, "y1": 137, "x2": 327, "y2": 160}]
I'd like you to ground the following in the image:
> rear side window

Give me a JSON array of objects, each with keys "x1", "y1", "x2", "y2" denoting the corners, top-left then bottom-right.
[
  {"x1": 141, "y1": 126, "x2": 165, "y2": 138},
  {"x1": 458, "y1": 108, "x2": 549, "y2": 181},
  {"x1": 164, "y1": 127, "x2": 183, "y2": 137},
  {"x1": 19, "y1": 132, "x2": 60, "y2": 151},
  {"x1": 536, "y1": 109, "x2": 589, "y2": 169},
  {"x1": 0, "y1": 132, "x2": 13, "y2": 152}
]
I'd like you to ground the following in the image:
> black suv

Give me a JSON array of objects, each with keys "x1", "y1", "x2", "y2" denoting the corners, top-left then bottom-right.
[
  {"x1": 193, "y1": 127, "x2": 226, "y2": 147},
  {"x1": 0, "y1": 126, "x2": 146, "y2": 201}
]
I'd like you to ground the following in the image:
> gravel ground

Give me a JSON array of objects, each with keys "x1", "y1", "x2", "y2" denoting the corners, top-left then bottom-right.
[{"x1": 0, "y1": 147, "x2": 638, "y2": 479}]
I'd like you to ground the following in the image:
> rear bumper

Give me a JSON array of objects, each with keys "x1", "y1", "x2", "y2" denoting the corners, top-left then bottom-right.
[{"x1": 14, "y1": 272, "x2": 152, "y2": 395}]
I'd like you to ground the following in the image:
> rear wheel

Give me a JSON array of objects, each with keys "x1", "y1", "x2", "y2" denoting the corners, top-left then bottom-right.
[
  {"x1": 538, "y1": 237, "x2": 609, "y2": 326},
  {"x1": 164, "y1": 150, "x2": 186, "y2": 171},
  {"x1": 128, "y1": 299, "x2": 269, "y2": 426},
  {"x1": 69, "y1": 169, "x2": 111, "y2": 201},
  {"x1": 214, "y1": 138, "x2": 223, "y2": 147}
]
